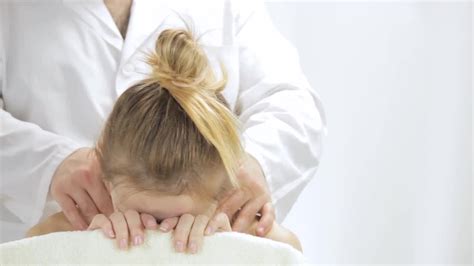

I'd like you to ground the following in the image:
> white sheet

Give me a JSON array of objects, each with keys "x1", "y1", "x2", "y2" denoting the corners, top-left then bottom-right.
[{"x1": 0, "y1": 230, "x2": 306, "y2": 264}]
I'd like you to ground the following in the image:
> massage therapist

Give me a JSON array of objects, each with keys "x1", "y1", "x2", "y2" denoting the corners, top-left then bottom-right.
[{"x1": 0, "y1": 0, "x2": 326, "y2": 242}]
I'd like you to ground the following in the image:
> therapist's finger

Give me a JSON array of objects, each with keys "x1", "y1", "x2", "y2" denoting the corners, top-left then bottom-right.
[
  {"x1": 232, "y1": 194, "x2": 267, "y2": 233},
  {"x1": 217, "y1": 190, "x2": 249, "y2": 223},
  {"x1": 83, "y1": 178, "x2": 113, "y2": 217},
  {"x1": 256, "y1": 202, "x2": 275, "y2": 236},
  {"x1": 83, "y1": 155, "x2": 114, "y2": 217},
  {"x1": 58, "y1": 194, "x2": 88, "y2": 230},
  {"x1": 71, "y1": 189, "x2": 99, "y2": 223}
]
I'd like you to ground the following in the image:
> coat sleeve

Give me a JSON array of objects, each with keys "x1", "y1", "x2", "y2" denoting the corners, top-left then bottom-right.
[
  {"x1": 0, "y1": 111, "x2": 82, "y2": 227},
  {"x1": 233, "y1": 1, "x2": 328, "y2": 222},
  {"x1": 0, "y1": 8, "x2": 82, "y2": 228}
]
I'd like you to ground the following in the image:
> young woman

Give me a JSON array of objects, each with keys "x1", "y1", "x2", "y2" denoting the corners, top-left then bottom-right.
[{"x1": 26, "y1": 26, "x2": 302, "y2": 254}]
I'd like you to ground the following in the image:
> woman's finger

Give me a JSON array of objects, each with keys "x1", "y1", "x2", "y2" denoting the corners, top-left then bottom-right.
[
  {"x1": 87, "y1": 213, "x2": 115, "y2": 238},
  {"x1": 231, "y1": 195, "x2": 267, "y2": 232},
  {"x1": 173, "y1": 214, "x2": 194, "y2": 253},
  {"x1": 205, "y1": 212, "x2": 231, "y2": 235},
  {"x1": 140, "y1": 213, "x2": 158, "y2": 230},
  {"x1": 109, "y1": 212, "x2": 129, "y2": 250},
  {"x1": 159, "y1": 216, "x2": 179, "y2": 232},
  {"x1": 187, "y1": 215, "x2": 209, "y2": 254},
  {"x1": 124, "y1": 210, "x2": 144, "y2": 246},
  {"x1": 58, "y1": 194, "x2": 88, "y2": 230},
  {"x1": 256, "y1": 202, "x2": 275, "y2": 236}
]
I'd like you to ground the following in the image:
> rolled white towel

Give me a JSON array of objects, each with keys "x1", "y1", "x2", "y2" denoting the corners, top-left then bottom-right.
[{"x1": 0, "y1": 230, "x2": 307, "y2": 264}]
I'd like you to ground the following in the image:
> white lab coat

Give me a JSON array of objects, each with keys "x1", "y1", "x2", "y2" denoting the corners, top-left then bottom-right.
[{"x1": 0, "y1": 0, "x2": 327, "y2": 242}]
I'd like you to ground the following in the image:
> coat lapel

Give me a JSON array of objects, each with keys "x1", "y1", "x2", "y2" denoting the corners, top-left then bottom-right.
[
  {"x1": 119, "y1": 0, "x2": 173, "y2": 69},
  {"x1": 63, "y1": 0, "x2": 123, "y2": 51}
]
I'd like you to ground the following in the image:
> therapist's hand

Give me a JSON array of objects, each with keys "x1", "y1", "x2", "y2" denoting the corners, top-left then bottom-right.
[
  {"x1": 217, "y1": 153, "x2": 275, "y2": 237},
  {"x1": 50, "y1": 147, "x2": 114, "y2": 230}
]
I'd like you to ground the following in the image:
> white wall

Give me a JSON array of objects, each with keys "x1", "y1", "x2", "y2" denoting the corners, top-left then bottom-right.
[{"x1": 265, "y1": 1, "x2": 472, "y2": 264}]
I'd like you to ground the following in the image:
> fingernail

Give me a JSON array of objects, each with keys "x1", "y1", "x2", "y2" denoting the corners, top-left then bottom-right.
[
  {"x1": 175, "y1": 241, "x2": 184, "y2": 252},
  {"x1": 147, "y1": 220, "x2": 157, "y2": 228},
  {"x1": 159, "y1": 223, "x2": 168, "y2": 232},
  {"x1": 108, "y1": 230, "x2": 115, "y2": 238},
  {"x1": 257, "y1": 227, "x2": 264, "y2": 235},
  {"x1": 119, "y1": 239, "x2": 127, "y2": 250},
  {"x1": 189, "y1": 242, "x2": 197, "y2": 254},
  {"x1": 205, "y1": 226, "x2": 212, "y2": 235},
  {"x1": 133, "y1": 235, "x2": 142, "y2": 246}
]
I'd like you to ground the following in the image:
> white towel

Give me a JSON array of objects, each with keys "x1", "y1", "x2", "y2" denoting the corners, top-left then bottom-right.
[{"x1": 0, "y1": 230, "x2": 307, "y2": 264}]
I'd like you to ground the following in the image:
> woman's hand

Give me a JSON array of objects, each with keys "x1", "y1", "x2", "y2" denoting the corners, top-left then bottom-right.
[
  {"x1": 158, "y1": 212, "x2": 231, "y2": 254},
  {"x1": 87, "y1": 210, "x2": 158, "y2": 250}
]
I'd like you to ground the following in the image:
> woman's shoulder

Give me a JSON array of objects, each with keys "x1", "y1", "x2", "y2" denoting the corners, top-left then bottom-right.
[{"x1": 26, "y1": 212, "x2": 75, "y2": 238}]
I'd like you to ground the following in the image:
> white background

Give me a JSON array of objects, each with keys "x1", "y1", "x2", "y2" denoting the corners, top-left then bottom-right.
[{"x1": 266, "y1": 1, "x2": 472, "y2": 264}]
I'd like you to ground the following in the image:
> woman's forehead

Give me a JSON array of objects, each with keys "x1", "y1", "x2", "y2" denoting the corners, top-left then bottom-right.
[
  {"x1": 115, "y1": 188, "x2": 195, "y2": 218},
  {"x1": 109, "y1": 169, "x2": 229, "y2": 219}
]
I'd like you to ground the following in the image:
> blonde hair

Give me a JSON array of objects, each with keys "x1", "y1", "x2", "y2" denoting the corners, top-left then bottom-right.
[{"x1": 95, "y1": 26, "x2": 244, "y2": 197}]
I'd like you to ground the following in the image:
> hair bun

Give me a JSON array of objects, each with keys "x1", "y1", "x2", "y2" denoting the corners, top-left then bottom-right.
[{"x1": 146, "y1": 28, "x2": 220, "y2": 94}]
